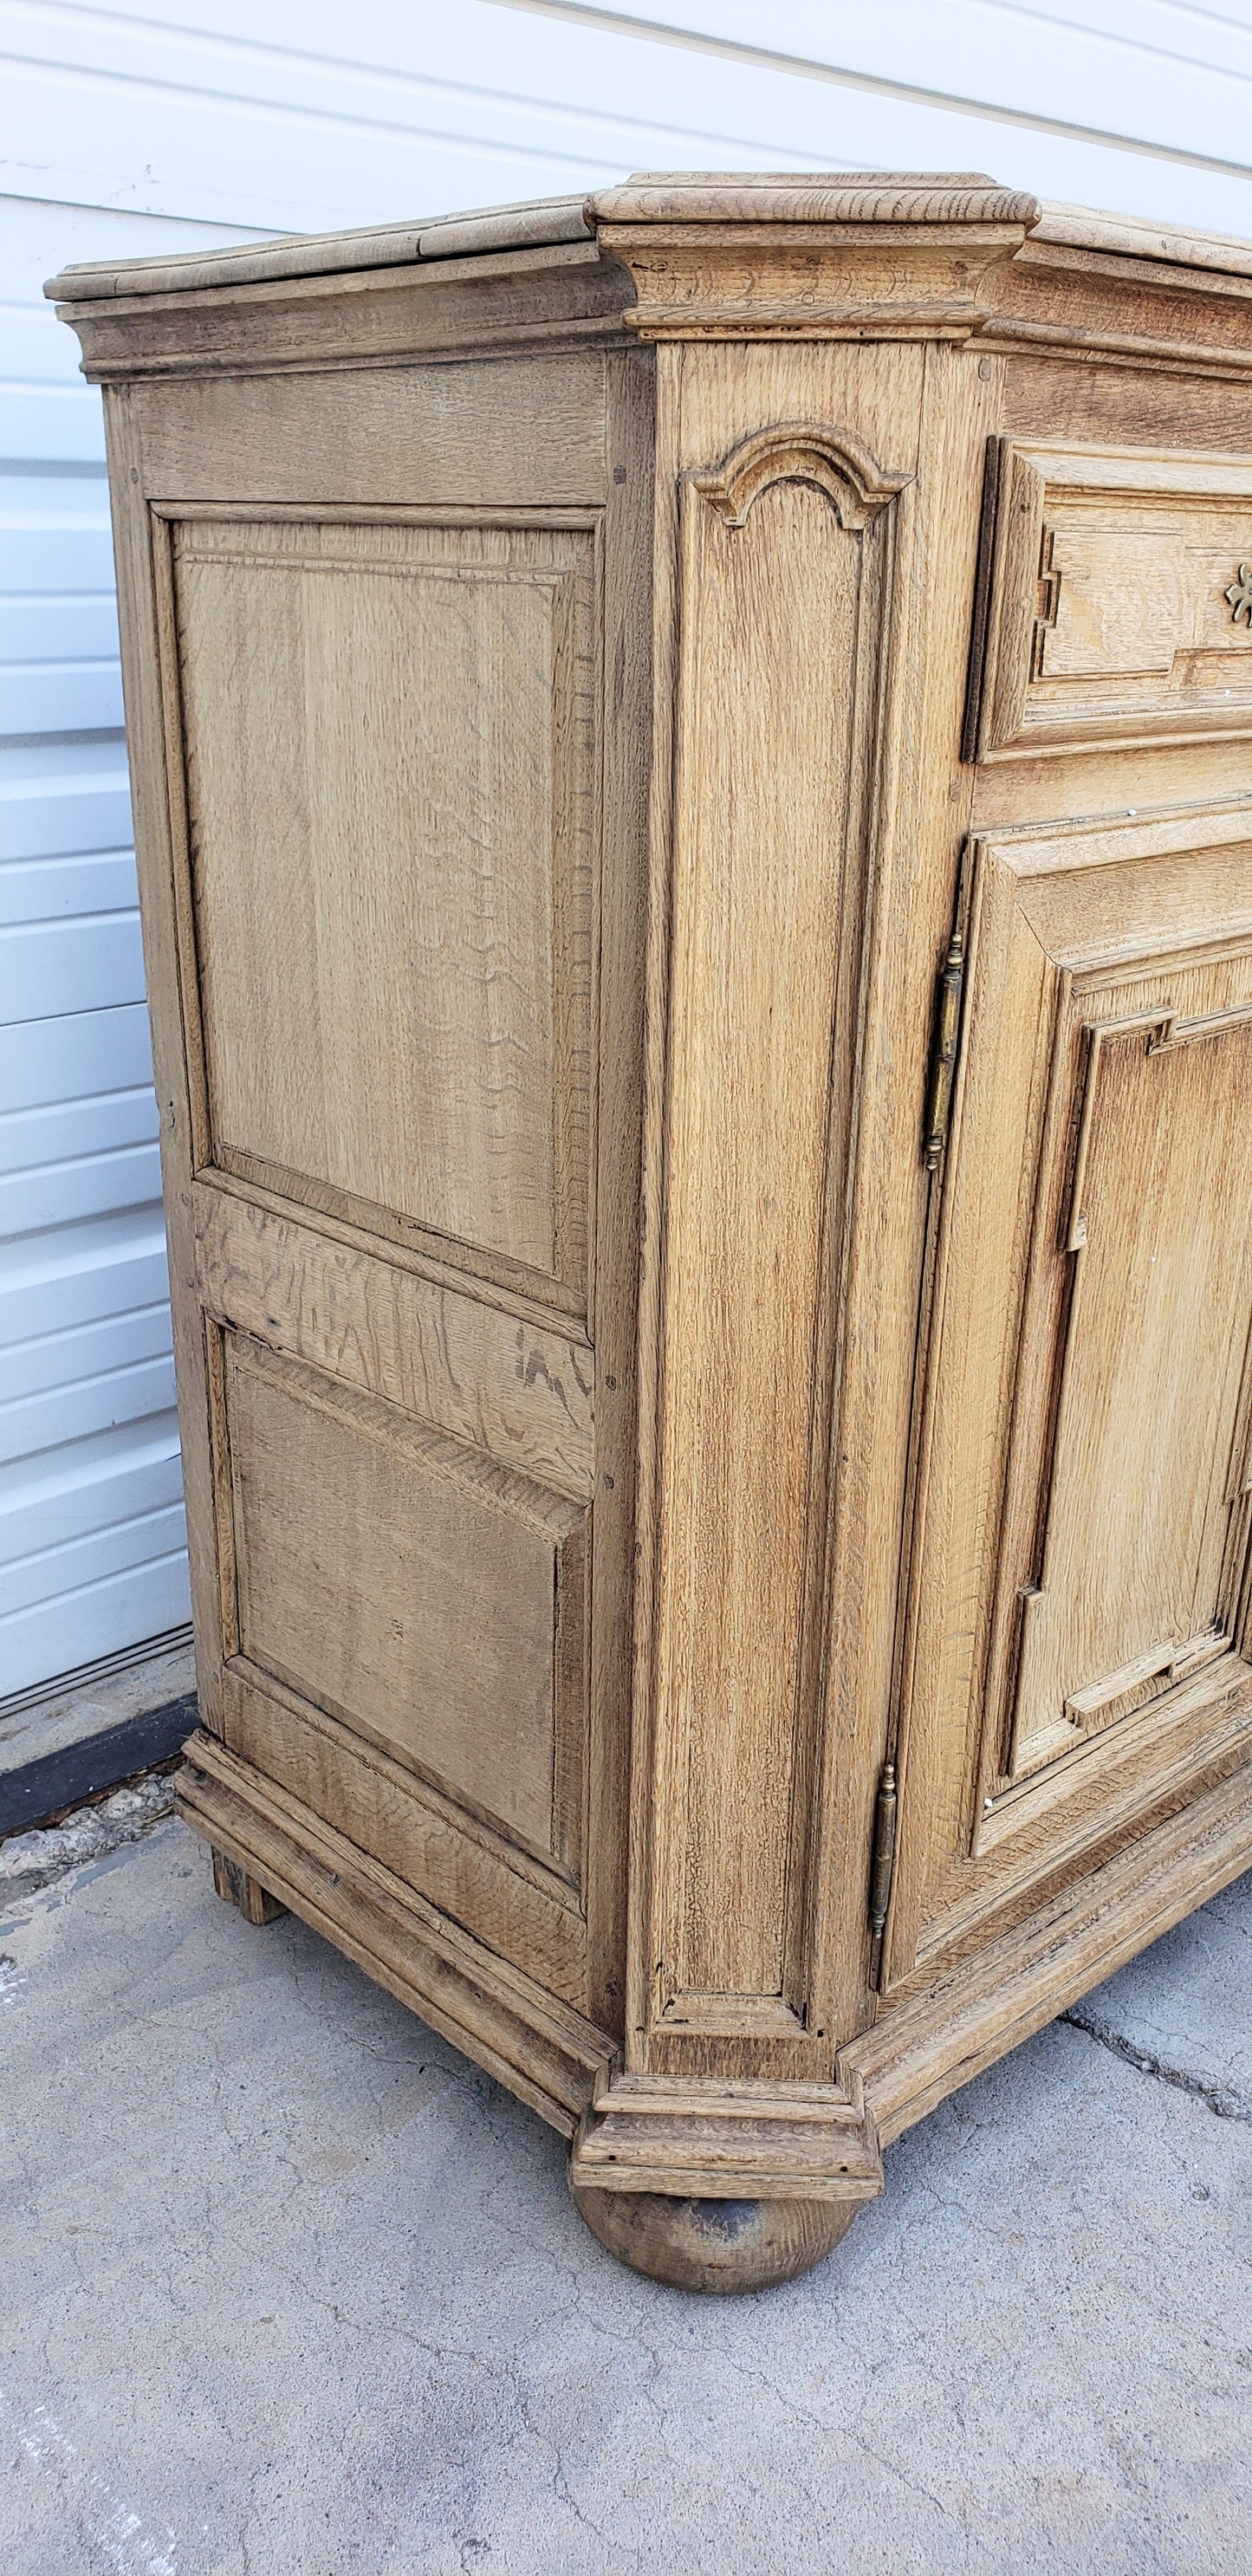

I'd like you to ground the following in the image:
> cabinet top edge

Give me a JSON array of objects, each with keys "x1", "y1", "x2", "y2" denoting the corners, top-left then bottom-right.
[
  {"x1": 1028, "y1": 200, "x2": 1252, "y2": 283},
  {"x1": 44, "y1": 172, "x2": 1054, "y2": 306}
]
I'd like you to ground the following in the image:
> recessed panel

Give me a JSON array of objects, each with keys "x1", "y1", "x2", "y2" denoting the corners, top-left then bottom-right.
[
  {"x1": 646, "y1": 425, "x2": 905, "y2": 2040},
  {"x1": 224, "y1": 1333, "x2": 587, "y2": 1865},
  {"x1": 174, "y1": 516, "x2": 595, "y2": 1293}
]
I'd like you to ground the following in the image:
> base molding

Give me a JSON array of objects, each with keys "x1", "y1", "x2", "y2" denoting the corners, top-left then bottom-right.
[
  {"x1": 177, "y1": 1729, "x2": 618, "y2": 2138},
  {"x1": 569, "y1": 2070, "x2": 885, "y2": 2204},
  {"x1": 847, "y1": 1755, "x2": 1252, "y2": 2145},
  {"x1": 176, "y1": 1734, "x2": 1252, "y2": 2260}
]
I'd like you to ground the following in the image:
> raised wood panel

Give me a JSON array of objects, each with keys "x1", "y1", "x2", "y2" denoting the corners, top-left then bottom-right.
[
  {"x1": 194, "y1": 1179, "x2": 594, "y2": 1501},
  {"x1": 973, "y1": 439, "x2": 1252, "y2": 757},
  {"x1": 1010, "y1": 1001, "x2": 1252, "y2": 1776},
  {"x1": 172, "y1": 512, "x2": 596, "y2": 1301},
  {"x1": 223, "y1": 1332, "x2": 589, "y2": 1874},
  {"x1": 626, "y1": 336, "x2": 1002, "y2": 2080},
  {"x1": 220, "y1": 1663, "x2": 589, "y2": 2008},
  {"x1": 645, "y1": 425, "x2": 907, "y2": 2039},
  {"x1": 888, "y1": 800, "x2": 1252, "y2": 1982}
]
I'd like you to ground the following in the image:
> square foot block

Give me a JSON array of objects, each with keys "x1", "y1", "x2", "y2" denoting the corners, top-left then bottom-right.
[{"x1": 211, "y1": 1844, "x2": 287, "y2": 1926}]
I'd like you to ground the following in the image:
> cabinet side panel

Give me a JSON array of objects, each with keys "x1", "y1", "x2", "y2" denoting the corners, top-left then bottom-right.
[
  {"x1": 133, "y1": 354, "x2": 608, "y2": 509},
  {"x1": 111, "y1": 347, "x2": 619, "y2": 2043}
]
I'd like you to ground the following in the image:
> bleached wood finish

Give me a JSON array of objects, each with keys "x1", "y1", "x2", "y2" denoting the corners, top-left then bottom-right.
[
  {"x1": 174, "y1": 510, "x2": 596, "y2": 1301},
  {"x1": 224, "y1": 1333, "x2": 589, "y2": 1871},
  {"x1": 52, "y1": 172, "x2": 1252, "y2": 2293},
  {"x1": 193, "y1": 1182, "x2": 594, "y2": 1502},
  {"x1": 645, "y1": 420, "x2": 908, "y2": 2045},
  {"x1": 971, "y1": 441, "x2": 1252, "y2": 756},
  {"x1": 886, "y1": 799, "x2": 1252, "y2": 1990}
]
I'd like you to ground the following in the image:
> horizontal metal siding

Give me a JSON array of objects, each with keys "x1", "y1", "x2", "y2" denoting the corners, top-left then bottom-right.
[
  {"x1": 3, "y1": 0, "x2": 1251, "y2": 1701},
  {"x1": 5, "y1": 0, "x2": 1252, "y2": 233},
  {"x1": 0, "y1": 199, "x2": 263, "y2": 1701}
]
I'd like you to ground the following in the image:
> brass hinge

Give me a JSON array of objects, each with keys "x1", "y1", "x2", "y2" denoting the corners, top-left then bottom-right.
[
  {"x1": 867, "y1": 1761, "x2": 898, "y2": 1940},
  {"x1": 923, "y1": 928, "x2": 965, "y2": 1171}
]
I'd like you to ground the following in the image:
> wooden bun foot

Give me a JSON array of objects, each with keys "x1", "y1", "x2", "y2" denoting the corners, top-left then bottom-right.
[{"x1": 569, "y1": 2179, "x2": 859, "y2": 2293}]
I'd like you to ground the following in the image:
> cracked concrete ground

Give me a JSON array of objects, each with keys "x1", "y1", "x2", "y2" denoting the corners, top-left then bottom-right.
[{"x1": 1, "y1": 1809, "x2": 1249, "y2": 2576}]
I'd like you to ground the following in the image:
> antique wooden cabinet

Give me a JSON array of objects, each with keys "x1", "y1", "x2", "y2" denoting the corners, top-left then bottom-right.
[{"x1": 50, "y1": 175, "x2": 1252, "y2": 2291}]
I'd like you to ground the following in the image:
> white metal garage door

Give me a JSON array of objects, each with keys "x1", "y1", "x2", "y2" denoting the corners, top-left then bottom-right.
[{"x1": 0, "y1": 199, "x2": 263, "y2": 1704}]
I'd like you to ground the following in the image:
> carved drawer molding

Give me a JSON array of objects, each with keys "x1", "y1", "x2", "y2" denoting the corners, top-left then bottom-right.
[{"x1": 969, "y1": 439, "x2": 1252, "y2": 758}]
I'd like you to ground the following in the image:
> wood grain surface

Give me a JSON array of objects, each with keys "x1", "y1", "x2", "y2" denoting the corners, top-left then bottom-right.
[{"x1": 66, "y1": 178, "x2": 1252, "y2": 2286}]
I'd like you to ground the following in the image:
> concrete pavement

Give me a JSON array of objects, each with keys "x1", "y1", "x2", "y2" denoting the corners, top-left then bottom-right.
[{"x1": 1, "y1": 1801, "x2": 1249, "y2": 2575}]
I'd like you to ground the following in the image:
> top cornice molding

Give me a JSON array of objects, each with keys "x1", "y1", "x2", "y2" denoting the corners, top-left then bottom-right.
[
  {"x1": 46, "y1": 173, "x2": 1252, "y2": 379},
  {"x1": 589, "y1": 173, "x2": 1040, "y2": 228},
  {"x1": 47, "y1": 172, "x2": 1041, "y2": 307},
  {"x1": 48, "y1": 176, "x2": 1252, "y2": 315}
]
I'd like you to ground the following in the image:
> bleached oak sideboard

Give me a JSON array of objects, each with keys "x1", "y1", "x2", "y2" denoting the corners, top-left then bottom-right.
[{"x1": 50, "y1": 174, "x2": 1252, "y2": 2291}]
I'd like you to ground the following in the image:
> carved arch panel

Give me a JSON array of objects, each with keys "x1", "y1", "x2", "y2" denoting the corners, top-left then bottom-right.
[{"x1": 639, "y1": 424, "x2": 908, "y2": 2070}]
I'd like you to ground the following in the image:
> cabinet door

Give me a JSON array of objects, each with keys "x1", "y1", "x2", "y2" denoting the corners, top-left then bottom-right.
[{"x1": 886, "y1": 800, "x2": 1252, "y2": 1987}]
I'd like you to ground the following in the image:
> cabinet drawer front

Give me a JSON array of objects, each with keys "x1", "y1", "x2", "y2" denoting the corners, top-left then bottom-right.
[
  {"x1": 972, "y1": 440, "x2": 1252, "y2": 757},
  {"x1": 888, "y1": 799, "x2": 1252, "y2": 1982}
]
